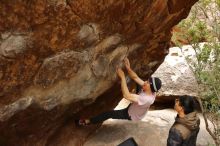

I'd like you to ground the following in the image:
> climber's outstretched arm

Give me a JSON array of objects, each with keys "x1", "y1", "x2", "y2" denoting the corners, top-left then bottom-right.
[
  {"x1": 124, "y1": 58, "x2": 144, "y2": 86},
  {"x1": 117, "y1": 68, "x2": 138, "y2": 103}
]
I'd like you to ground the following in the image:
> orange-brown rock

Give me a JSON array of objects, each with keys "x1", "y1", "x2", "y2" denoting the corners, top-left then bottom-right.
[{"x1": 0, "y1": 0, "x2": 198, "y2": 145}]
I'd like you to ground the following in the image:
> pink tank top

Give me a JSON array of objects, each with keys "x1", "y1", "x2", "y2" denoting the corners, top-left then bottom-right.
[{"x1": 128, "y1": 91, "x2": 156, "y2": 121}]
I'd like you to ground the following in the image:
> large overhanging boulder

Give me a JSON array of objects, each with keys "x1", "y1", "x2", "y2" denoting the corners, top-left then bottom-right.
[{"x1": 0, "y1": 0, "x2": 198, "y2": 146}]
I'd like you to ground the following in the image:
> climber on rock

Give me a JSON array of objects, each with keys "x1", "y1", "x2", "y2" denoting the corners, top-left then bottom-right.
[{"x1": 75, "y1": 58, "x2": 162, "y2": 126}]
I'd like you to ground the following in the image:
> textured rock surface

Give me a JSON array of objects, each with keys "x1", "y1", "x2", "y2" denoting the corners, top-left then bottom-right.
[
  {"x1": 152, "y1": 46, "x2": 198, "y2": 106},
  {"x1": 0, "y1": 0, "x2": 198, "y2": 145}
]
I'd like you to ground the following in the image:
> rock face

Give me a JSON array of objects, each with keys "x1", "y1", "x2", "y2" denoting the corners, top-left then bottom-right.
[
  {"x1": 0, "y1": 0, "x2": 198, "y2": 146},
  {"x1": 152, "y1": 46, "x2": 198, "y2": 107}
]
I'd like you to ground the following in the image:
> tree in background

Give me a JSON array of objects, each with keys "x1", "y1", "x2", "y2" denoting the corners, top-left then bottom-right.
[{"x1": 172, "y1": 0, "x2": 220, "y2": 145}]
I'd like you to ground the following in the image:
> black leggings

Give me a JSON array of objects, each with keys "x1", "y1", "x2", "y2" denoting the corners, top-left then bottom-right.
[
  {"x1": 89, "y1": 82, "x2": 141, "y2": 124},
  {"x1": 90, "y1": 106, "x2": 131, "y2": 124}
]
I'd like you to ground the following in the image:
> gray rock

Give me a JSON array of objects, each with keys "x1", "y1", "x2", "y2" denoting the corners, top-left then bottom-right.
[
  {"x1": 0, "y1": 34, "x2": 30, "y2": 59},
  {"x1": 153, "y1": 47, "x2": 198, "y2": 97}
]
